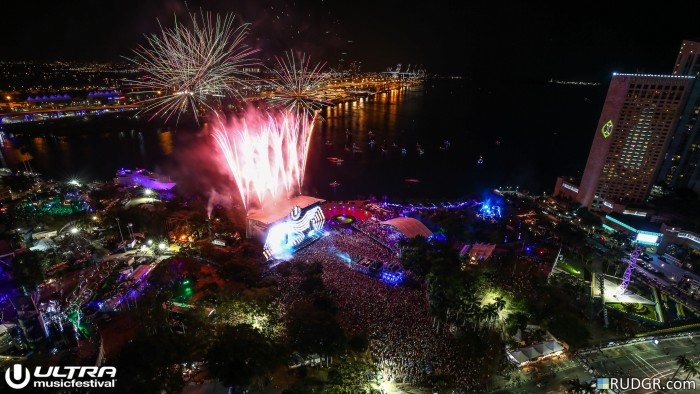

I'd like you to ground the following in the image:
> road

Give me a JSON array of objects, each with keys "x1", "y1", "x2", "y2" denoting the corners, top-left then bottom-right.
[
  {"x1": 645, "y1": 254, "x2": 700, "y2": 285},
  {"x1": 632, "y1": 256, "x2": 700, "y2": 312},
  {"x1": 581, "y1": 336, "x2": 700, "y2": 393},
  {"x1": 491, "y1": 336, "x2": 700, "y2": 394}
]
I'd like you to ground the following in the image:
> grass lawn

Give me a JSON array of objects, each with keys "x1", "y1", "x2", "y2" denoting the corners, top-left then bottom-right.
[{"x1": 607, "y1": 302, "x2": 660, "y2": 322}]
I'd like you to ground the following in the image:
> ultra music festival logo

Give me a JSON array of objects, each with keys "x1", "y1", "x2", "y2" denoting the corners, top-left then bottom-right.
[
  {"x1": 601, "y1": 119, "x2": 614, "y2": 138},
  {"x1": 4, "y1": 364, "x2": 117, "y2": 390}
]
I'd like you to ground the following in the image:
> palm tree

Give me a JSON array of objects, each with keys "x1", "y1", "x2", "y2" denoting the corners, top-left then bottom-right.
[
  {"x1": 469, "y1": 305, "x2": 482, "y2": 331},
  {"x1": 683, "y1": 360, "x2": 700, "y2": 380},
  {"x1": 566, "y1": 379, "x2": 595, "y2": 393},
  {"x1": 460, "y1": 293, "x2": 481, "y2": 329},
  {"x1": 483, "y1": 304, "x2": 499, "y2": 330},
  {"x1": 671, "y1": 355, "x2": 690, "y2": 380},
  {"x1": 494, "y1": 296, "x2": 507, "y2": 312}
]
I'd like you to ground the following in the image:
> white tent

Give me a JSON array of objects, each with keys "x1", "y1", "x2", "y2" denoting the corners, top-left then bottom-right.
[
  {"x1": 29, "y1": 238, "x2": 58, "y2": 251},
  {"x1": 508, "y1": 340, "x2": 566, "y2": 366}
]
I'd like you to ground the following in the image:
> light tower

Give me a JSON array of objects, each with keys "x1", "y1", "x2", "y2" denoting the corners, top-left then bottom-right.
[{"x1": 616, "y1": 246, "x2": 641, "y2": 295}]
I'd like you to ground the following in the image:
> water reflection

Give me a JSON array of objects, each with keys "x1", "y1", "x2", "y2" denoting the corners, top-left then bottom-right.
[{"x1": 0, "y1": 81, "x2": 593, "y2": 199}]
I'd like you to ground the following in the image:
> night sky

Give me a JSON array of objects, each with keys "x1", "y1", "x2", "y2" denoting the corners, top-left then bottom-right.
[{"x1": 4, "y1": 0, "x2": 700, "y2": 78}]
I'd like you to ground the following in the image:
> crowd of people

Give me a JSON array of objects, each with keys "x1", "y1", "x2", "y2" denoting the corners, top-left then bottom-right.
[
  {"x1": 352, "y1": 218, "x2": 402, "y2": 251},
  {"x1": 362, "y1": 203, "x2": 399, "y2": 221},
  {"x1": 272, "y1": 229, "x2": 489, "y2": 391}
]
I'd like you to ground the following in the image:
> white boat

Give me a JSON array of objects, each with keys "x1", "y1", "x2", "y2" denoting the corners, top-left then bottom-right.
[{"x1": 114, "y1": 168, "x2": 176, "y2": 190}]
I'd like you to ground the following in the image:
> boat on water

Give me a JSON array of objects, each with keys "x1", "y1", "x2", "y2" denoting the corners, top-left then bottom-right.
[
  {"x1": 325, "y1": 140, "x2": 333, "y2": 146},
  {"x1": 330, "y1": 181, "x2": 340, "y2": 188},
  {"x1": 114, "y1": 168, "x2": 176, "y2": 190}
]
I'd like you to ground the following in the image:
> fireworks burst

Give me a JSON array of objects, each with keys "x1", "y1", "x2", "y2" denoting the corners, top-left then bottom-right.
[
  {"x1": 213, "y1": 110, "x2": 314, "y2": 209},
  {"x1": 264, "y1": 51, "x2": 331, "y2": 186},
  {"x1": 267, "y1": 51, "x2": 332, "y2": 114},
  {"x1": 213, "y1": 52, "x2": 332, "y2": 210},
  {"x1": 125, "y1": 11, "x2": 258, "y2": 121}
]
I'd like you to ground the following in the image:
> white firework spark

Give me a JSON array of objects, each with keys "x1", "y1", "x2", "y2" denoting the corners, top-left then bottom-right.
[
  {"x1": 267, "y1": 50, "x2": 332, "y2": 114},
  {"x1": 265, "y1": 51, "x2": 331, "y2": 186},
  {"x1": 213, "y1": 110, "x2": 313, "y2": 209},
  {"x1": 125, "y1": 11, "x2": 258, "y2": 121}
]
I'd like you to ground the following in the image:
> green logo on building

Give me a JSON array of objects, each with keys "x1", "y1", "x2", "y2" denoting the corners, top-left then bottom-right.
[{"x1": 601, "y1": 120, "x2": 613, "y2": 138}]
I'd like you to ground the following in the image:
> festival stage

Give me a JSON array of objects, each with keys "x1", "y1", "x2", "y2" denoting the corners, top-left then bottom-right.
[
  {"x1": 591, "y1": 276, "x2": 655, "y2": 305},
  {"x1": 246, "y1": 195, "x2": 326, "y2": 260}
]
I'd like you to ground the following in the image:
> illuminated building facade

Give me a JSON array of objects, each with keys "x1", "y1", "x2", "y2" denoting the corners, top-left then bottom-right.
[
  {"x1": 657, "y1": 39, "x2": 700, "y2": 193},
  {"x1": 577, "y1": 73, "x2": 694, "y2": 210},
  {"x1": 672, "y1": 39, "x2": 700, "y2": 77}
]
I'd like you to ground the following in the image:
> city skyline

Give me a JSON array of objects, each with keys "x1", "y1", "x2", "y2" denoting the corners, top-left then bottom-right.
[{"x1": 2, "y1": 1, "x2": 699, "y2": 78}]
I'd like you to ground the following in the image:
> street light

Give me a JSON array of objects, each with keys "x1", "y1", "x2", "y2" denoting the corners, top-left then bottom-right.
[
  {"x1": 70, "y1": 227, "x2": 78, "y2": 234},
  {"x1": 115, "y1": 218, "x2": 124, "y2": 242}
]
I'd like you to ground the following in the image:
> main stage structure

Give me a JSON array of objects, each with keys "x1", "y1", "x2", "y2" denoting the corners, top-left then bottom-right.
[{"x1": 246, "y1": 195, "x2": 325, "y2": 260}]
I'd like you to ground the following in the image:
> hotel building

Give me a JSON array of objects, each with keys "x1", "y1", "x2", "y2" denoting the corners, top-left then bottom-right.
[
  {"x1": 555, "y1": 73, "x2": 694, "y2": 211},
  {"x1": 657, "y1": 39, "x2": 700, "y2": 193}
]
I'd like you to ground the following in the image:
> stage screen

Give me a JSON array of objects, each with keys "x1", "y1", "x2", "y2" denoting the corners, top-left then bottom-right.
[{"x1": 636, "y1": 233, "x2": 659, "y2": 245}]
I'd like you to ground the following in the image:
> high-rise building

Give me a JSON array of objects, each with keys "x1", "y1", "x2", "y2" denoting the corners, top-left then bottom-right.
[
  {"x1": 657, "y1": 40, "x2": 700, "y2": 193},
  {"x1": 576, "y1": 73, "x2": 694, "y2": 210},
  {"x1": 673, "y1": 39, "x2": 700, "y2": 76}
]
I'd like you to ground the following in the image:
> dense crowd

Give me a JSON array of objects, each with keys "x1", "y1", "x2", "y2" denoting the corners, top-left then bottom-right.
[
  {"x1": 272, "y1": 229, "x2": 489, "y2": 391},
  {"x1": 362, "y1": 203, "x2": 401, "y2": 221},
  {"x1": 352, "y1": 218, "x2": 402, "y2": 251}
]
